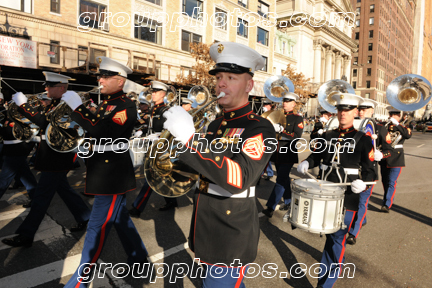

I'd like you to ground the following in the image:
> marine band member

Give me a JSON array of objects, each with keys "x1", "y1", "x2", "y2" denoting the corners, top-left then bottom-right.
[{"x1": 310, "y1": 107, "x2": 332, "y2": 140}]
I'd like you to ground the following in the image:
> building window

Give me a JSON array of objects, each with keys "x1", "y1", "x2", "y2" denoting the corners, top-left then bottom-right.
[
  {"x1": 261, "y1": 56, "x2": 267, "y2": 72},
  {"x1": 356, "y1": 7, "x2": 361, "y2": 15},
  {"x1": 357, "y1": 0, "x2": 361, "y2": 2},
  {"x1": 356, "y1": 20, "x2": 360, "y2": 27},
  {"x1": 367, "y1": 68, "x2": 372, "y2": 76},
  {"x1": 0, "y1": 1, "x2": 32, "y2": 13},
  {"x1": 51, "y1": 0, "x2": 60, "y2": 13},
  {"x1": 366, "y1": 81, "x2": 371, "y2": 88},
  {"x1": 50, "y1": 41, "x2": 60, "y2": 64},
  {"x1": 353, "y1": 81, "x2": 357, "y2": 89},
  {"x1": 78, "y1": 45, "x2": 87, "y2": 66},
  {"x1": 369, "y1": 17, "x2": 374, "y2": 25},
  {"x1": 90, "y1": 48, "x2": 106, "y2": 64},
  {"x1": 181, "y1": 30, "x2": 202, "y2": 52},
  {"x1": 257, "y1": 27, "x2": 269, "y2": 46},
  {"x1": 353, "y1": 69, "x2": 357, "y2": 77},
  {"x1": 355, "y1": 32, "x2": 359, "y2": 40},
  {"x1": 215, "y1": 8, "x2": 227, "y2": 30},
  {"x1": 367, "y1": 56, "x2": 372, "y2": 63},
  {"x1": 237, "y1": 19, "x2": 248, "y2": 38},
  {"x1": 369, "y1": 30, "x2": 374, "y2": 38},
  {"x1": 134, "y1": 16, "x2": 162, "y2": 44},
  {"x1": 182, "y1": 0, "x2": 203, "y2": 19},
  {"x1": 145, "y1": 0, "x2": 161, "y2": 5},
  {"x1": 365, "y1": 93, "x2": 370, "y2": 98},
  {"x1": 353, "y1": 57, "x2": 358, "y2": 65},
  {"x1": 258, "y1": 1, "x2": 269, "y2": 18},
  {"x1": 238, "y1": 0, "x2": 248, "y2": 8},
  {"x1": 368, "y1": 43, "x2": 373, "y2": 51},
  {"x1": 370, "y1": 5, "x2": 375, "y2": 13},
  {"x1": 79, "y1": 0, "x2": 107, "y2": 30}
]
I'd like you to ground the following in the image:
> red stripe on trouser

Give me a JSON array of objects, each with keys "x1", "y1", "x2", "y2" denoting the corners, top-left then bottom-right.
[
  {"x1": 136, "y1": 186, "x2": 151, "y2": 209},
  {"x1": 337, "y1": 212, "x2": 356, "y2": 267},
  {"x1": 74, "y1": 195, "x2": 117, "y2": 288},
  {"x1": 235, "y1": 266, "x2": 247, "y2": 288},
  {"x1": 389, "y1": 168, "x2": 402, "y2": 208},
  {"x1": 355, "y1": 185, "x2": 375, "y2": 237}
]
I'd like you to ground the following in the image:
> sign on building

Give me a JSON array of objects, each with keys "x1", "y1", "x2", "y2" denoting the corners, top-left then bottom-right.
[{"x1": 0, "y1": 36, "x2": 37, "y2": 69}]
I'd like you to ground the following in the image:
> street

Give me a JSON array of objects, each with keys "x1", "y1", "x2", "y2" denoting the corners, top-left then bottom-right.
[{"x1": 0, "y1": 131, "x2": 431, "y2": 288}]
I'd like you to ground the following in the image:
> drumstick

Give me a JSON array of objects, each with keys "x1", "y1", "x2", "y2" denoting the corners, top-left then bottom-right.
[
  {"x1": 319, "y1": 181, "x2": 376, "y2": 187},
  {"x1": 305, "y1": 171, "x2": 319, "y2": 182}
]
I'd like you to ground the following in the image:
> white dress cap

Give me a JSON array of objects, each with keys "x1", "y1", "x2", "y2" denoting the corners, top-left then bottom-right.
[
  {"x1": 96, "y1": 56, "x2": 132, "y2": 78},
  {"x1": 331, "y1": 93, "x2": 363, "y2": 109},
  {"x1": 151, "y1": 80, "x2": 169, "y2": 91},
  {"x1": 282, "y1": 92, "x2": 299, "y2": 101},
  {"x1": 386, "y1": 105, "x2": 400, "y2": 113},
  {"x1": 42, "y1": 71, "x2": 72, "y2": 84},
  {"x1": 359, "y1": 98, "x2": 378, "y2": 109}
]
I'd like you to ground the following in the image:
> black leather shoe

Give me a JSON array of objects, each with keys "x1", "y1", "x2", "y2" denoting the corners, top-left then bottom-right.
[
  {"x1": 346, "y1": 234, "x2": 356, "y2": 245},
  {"x1": 262, "y1": 208, "x2": 274, "y2": 218},
  {"x1": 264, "y1": 176, "x2": 271, "y2": 181},
  {"x1": 381, "y1": 206, "x2": 390, "y2": 213},
  {"x1": 129, "y1": 207, "x2": 141, "y2": 218},
  {"x1": 159, "y1": 201, "x2": 178, "y2": 211},
  {"x1": 2, "y1": 234, "x2": 33, "y2": 247},
  {"x1": 22, "y1": 200, "x2": 32, "y2": 208},
  {"x1": 70, "y1": 220, "x2": 89, "y2": 232}
]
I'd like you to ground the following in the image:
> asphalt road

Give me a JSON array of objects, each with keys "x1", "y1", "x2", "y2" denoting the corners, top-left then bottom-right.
[{"x1": 0, "y1": 131, "x2": 431, "y2": 288}]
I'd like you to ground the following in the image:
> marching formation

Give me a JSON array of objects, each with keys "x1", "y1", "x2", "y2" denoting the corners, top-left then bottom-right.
[{"x1": 0, "y1": 41, "x2": 428, "y2": 288}]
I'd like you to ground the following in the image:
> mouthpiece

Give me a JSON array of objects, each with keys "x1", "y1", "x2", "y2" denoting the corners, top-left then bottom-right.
[
  {"x1": 98, "y1": 85, "x2": 104, "y2": 90},
  {"x1": 217, "y1": 92, "x2": 226, "y2": 99}
]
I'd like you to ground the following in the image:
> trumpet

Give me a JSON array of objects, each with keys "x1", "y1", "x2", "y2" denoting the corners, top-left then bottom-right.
[{"x1": 45, "y1": 86, "x2": 102, "y2": 153}]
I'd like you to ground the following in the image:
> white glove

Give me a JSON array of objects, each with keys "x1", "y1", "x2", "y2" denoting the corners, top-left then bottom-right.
[
  {"x1": 12, "y1": 92, "x2": 27, "y2": 106},
  {"x1": 62, "y1": 91, "x2": 83, "y2": 111},
  {"x1": 374, "y1": 150, "x2": 383, "y2": 161},
  {"x1": 319, "y1": 117, "x2": 328, "y2": 124},
  {"x1": 297, "y1": 161, "x2": 309, "y2": 174},
  {"x1": 262, "y1": 106, "x2": 268, "y2": 113},
  {"x1": 273, "y1": 123, "x2": 284, "y2": 133},
  {"x1": 389, "y1": 117, "x2": 399, "y2": 126},
  {"x1": 133, "y1": 130, "x2": 143, "y2": 138},
  {"x1": 351, "y1": 179, "x2": 366, "y2": 194},
  {"x1": 163, "y1": 106, "x2": 195, "y2": 144},
  {"x1": 318, "y1": 129, "x2": 324, "y2": 135}
]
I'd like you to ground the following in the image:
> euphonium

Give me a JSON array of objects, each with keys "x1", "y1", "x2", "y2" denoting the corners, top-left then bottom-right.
[
  {"x1": 7, "y1": 95, "x2": 41, "y2": 141},
  {"x1": 45, "y1": 86, "x2": 101, "y2": 153},
  {"x1": 143, "y1": 86, "x2": 225, "y2": 198}
]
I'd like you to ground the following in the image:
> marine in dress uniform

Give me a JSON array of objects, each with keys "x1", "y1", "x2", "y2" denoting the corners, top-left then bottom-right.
[
  {"x1": 310, "y1": 107, "x2": 332, "y2": 140},
  {"x1": 163, "y1": 42, "x2": 275, "y2": 287},
  {"x1": 62, "y1": 57, "x2": 150, "y2": 287},
  {"x1": 380, "y1": 106, "x2": 412, "y2": 212},
  {"x1": 346, "y1": 99, "x2": 392, "y2": 245},
  {"x1": 129, "y1": 80, "x2": 178, "y2": 217},
  {"x1": 297, "y1": 93, "x2": 376, "y2": 288},
  {"x1": 132, "y1": 96, "x2": 151, "y2": 138},
  {"x1": 260, "y1": 99, "x2": 274, "y2": 180},
  {"x1": 262, "y1": 92, "x2": 304, "y2": 217},
  {"x1": 2, "y1": 72, "x2": 91, "y2": 248}
]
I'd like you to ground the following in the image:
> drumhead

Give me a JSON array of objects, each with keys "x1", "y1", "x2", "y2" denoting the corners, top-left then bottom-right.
[{"x1": 292, "y1": 179, "x2": 345, "y2": 195}]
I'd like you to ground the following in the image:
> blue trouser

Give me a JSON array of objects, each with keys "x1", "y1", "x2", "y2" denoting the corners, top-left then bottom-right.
[
  {"x1": 349, "y1": 185, "x2": 374, "y2": 237},
  {"x1": 318, "y1": 210, "x2": 356, "y2": 288},
  {"x1": 0, "y1": 155, "x2": 37, "y2": 200},
  {"x1": 65, "y1": 194, "x2": 148, "y2": 288},
  {"x1": 16, "y1": 171, "x2": 91, "y2": 239},
  {"x1": 202, "y1": 265, "x2": 249, "y2": 288},
  {"x1": 265, "y1": 161, "x2": 274, "y2": 177},
  {"x1": 265, "y1": 163, "x2": 294, "y2": 210},
  {"x1": 380, "y1": 166, "x2": 402, "y2": 208},
  {"x1": 133, "y1": 180, "x2": 176, "y2": 212}
]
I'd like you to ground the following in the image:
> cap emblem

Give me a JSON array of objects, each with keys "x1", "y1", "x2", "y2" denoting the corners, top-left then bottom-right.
[{"x1": 218, "y1": 44, "x2": 224, "y2": 53}]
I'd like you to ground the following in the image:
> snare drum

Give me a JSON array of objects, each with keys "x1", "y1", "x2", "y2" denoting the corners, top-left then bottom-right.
[{"x1": 288, "y1": 179, "x2": 346, "y2": 234}]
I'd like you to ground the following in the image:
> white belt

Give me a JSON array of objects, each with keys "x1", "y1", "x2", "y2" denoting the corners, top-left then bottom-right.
[
  {"x1": 41, "y1": 135, "x2": 46, "y2": 140},
  {"x1": 344, "y1": 168, "x2": 359, "y2": 175},
  {"x1": 208, "y1": 183, "x2": 255, "y2": 198},
  {"x1": 394, "y1": 144, "x2": 403, "y2": 149},
  {"x1": 92, "y1": 144, "x2": 128, "y2": 152},
  {"x1": 3, "y1": 140, "x2": 23, "y2": 145}
]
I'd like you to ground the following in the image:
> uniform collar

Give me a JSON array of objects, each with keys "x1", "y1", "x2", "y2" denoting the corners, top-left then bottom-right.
[
  {"x1": 337, "y1": 125, "x2": 356, "y2": 133},
  {"x1": 153, "y1": 102, "x2": 166, "y2": 109},
  {"x1": 104, "y1": 90, "x2": 125, "y2": 101},
  {"x1": 284, "y1": 110, "x2": 294, "y2": 116},
  {"x1": 222, "y1": 103, "x2": 252, "y2": 120}
]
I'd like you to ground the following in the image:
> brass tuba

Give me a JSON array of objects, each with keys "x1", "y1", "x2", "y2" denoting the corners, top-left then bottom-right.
[
  {"x1": 143, "y1": 86, "x2": 225, "y2": 198},
  {"x1": 7, "y1": 95, "x2": 41, "y2": 141},
  {"x1": 317, "y1": 79, "x2": 355, "y2": 114},
  {"x1": 45, "y1": 87, "x2": 99, "y2": 152}
]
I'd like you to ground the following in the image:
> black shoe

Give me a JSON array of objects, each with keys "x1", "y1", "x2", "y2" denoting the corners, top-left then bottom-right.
[
  {"x1": 10, "y1": 181, "x2": 24, "y2": 190},
  {"x1": 22, "y1": 200, "x2": 32, "y2": 208},
  {"x1": 2, "y1": 234, "x2": 33, "y2": 247},
  {"x1": 159, "y1": 201, "x2": 178, "y2": 211},
  {"x1": 264, "y1": 176, "x2": 271, "y2": 181},
  {"x1": 262, "y1": 208, "x2": 274, "y2": 218},
  {"x1": 361, "y1": 222, "x2": 367, "y2": 227},
  {"x1": 381, "y1": 206, "x2": 390, "y2": 213},
  {"x1": 70, "y1": 220, "x2": 89, "y2": 232},
  {"x1": 280, "y1": 204, "x2": 290, "y2": 211},
  {"x1": 129, "y1": 207, "x2": 141, "y2": 218},
  {"x1": 346, "y1": 234, "x2": 356, "y2": 245}
]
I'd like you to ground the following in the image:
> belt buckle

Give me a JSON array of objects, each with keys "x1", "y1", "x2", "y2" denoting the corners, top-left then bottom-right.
[{"x1": 199, "y1": 180, "x2": 209, "y2": 193}]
